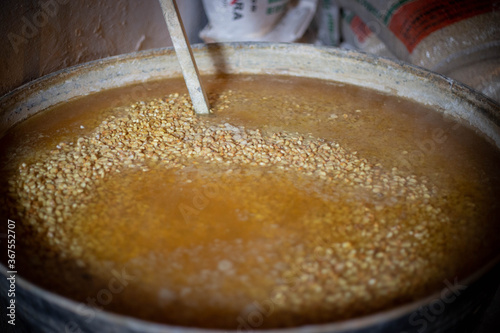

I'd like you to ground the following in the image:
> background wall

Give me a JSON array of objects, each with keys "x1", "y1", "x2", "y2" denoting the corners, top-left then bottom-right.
[{"x1": 0, "y1": 0, "x2": 207, "y2": 97}]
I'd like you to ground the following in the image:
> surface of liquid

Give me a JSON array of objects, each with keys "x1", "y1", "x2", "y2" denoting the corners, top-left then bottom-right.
[{"x1": 1, "y1": 75, "x2": 499, "y2": 329}]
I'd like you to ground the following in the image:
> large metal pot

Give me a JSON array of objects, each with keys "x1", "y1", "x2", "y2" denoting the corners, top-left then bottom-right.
[{"x1": 1, "y1": 43, "x2": 499, "y2": 333}]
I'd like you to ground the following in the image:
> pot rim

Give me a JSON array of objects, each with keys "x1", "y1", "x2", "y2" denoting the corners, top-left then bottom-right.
[{"x1": 1, "y1": 43, "x2": 499, "y2": 141}]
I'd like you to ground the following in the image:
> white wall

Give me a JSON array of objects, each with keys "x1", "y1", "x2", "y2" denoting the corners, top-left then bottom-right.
[{"x1": 0, "y1": 0, "x2": 207, "y2": 96}]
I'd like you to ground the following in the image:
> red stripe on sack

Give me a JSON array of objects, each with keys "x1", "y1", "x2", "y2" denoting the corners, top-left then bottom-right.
[
  {"x1": 350, "y1": 15, "x2": 372, "y2": 43},
  {"x1": 388, "y1": 0, "x2": 493, "y2": 53}
]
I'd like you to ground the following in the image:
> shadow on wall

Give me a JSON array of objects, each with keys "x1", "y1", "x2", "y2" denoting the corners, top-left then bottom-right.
[{"x1": 0, "y1": 0, "x2": 207, "y2": 97}]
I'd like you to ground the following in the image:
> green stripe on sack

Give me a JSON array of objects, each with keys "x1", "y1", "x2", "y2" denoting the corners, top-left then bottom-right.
[{"x1": 383, "y1": 0, "x2": 413, "y2": 24}]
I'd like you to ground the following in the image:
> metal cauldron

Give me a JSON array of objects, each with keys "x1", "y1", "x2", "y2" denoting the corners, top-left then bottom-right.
[{"x1": 1, "y1": 43, "x2": 499, "y2": 333}]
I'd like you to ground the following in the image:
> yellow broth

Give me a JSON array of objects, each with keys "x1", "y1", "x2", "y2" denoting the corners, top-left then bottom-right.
[{"x1": 1, "y1": 75, "x2": 499, "y2": 329}]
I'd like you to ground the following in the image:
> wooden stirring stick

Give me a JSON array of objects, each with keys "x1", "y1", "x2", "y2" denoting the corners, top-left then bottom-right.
[{"x1": 158, "y1": 0, "x2": 211, "y2": 115}]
